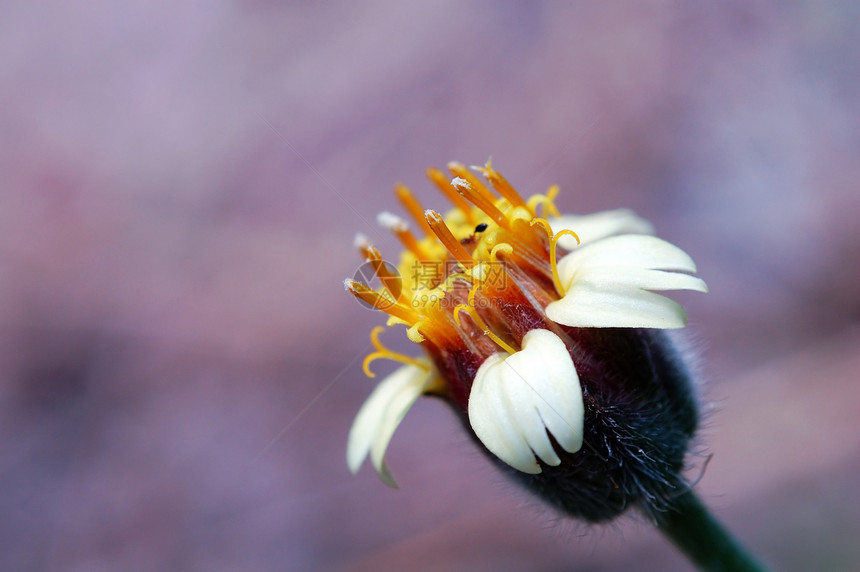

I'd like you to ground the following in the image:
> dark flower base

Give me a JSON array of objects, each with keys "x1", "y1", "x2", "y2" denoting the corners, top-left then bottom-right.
[{"x1": 470, "y1": 328, "x2": 699, "y2": 523}]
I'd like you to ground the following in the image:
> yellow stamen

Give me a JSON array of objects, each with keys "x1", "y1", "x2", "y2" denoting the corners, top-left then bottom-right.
[
  {"x1": 489, "y1": 243, "x2": 514, "y2": 261},
  {"x1": 425, "y1": 210, "x2": 475, "y2": 268},
  {"x1": 344, "y1": 279, "x2": 421, "y2": 324},
  {"x1": 527, "y1": 185, "x2": 561, "y2": 218},
  {"x1": 362, "y1": 326, "x2": 430, "y2": 377},
  {"x1": 395, "y1": 184, "x2": 433, "y2": 236},
  {"x1": 426, "y1": 167, "x2": 476, "y2": 223},
  {"x1": 530, "y1": 218, "x2": 581, "y2": 296},
  {"x1": 471, "y1": 158, "x2": 529, "y2": 210},
  {"x1": 453, "y1": 283, "x2": 517, "y2": 355}
]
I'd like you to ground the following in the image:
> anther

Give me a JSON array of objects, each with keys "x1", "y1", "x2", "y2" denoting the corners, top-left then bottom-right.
[{"x1": 447, "y1": 162, "x2": 497, "y2": 205}]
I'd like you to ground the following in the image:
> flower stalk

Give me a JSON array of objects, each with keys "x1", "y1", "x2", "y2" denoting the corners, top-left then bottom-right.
[{"x1": 656, "y1": 491, "x2": 767, "y2": 571}]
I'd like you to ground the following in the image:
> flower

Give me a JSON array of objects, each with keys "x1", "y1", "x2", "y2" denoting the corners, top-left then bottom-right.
[{"x1": 344, "y1": 160, "x2": 707, "y2": 521}]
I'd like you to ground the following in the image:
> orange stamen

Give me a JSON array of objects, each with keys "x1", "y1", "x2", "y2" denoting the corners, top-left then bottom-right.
[
  {"x1": 424, "y1": 210, "x2": 475, "y2": 268},
  {"x1": 447, "y1": 162, "x2": 497, "y2": 205},
  {"x1": 356, "y1": 242, "x2": 409, "y2": 305},
  {"x1": 377, "y1": 212, "x2": 431, "y2": 259},
  {"x1": 395, "y1": 227, "x2": 430, "y2": 260},
  {"x1": 472, "y1": 158, "x2": 529, "y2": 210},
  {"x1": 344, "y1": 279, "x2": 420, "y2": 324},
  {"x1": 395, "y1": 184, "x2": 433, "y2": 236},
  {"x1": 450, "y1": 178, "x2": 510, "y2": 230},
  {"x1": 426, "y1": 167, "x2": 475, "y2": 222}
]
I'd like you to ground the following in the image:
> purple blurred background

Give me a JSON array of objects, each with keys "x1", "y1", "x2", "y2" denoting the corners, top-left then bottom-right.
[{"x1": 2, "y1": 2, "x2": 859, "y2": 570}]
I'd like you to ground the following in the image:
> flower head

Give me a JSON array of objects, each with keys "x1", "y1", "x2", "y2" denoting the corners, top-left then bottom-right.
[{"x1": 344, "y1": 160, "x2": 707, "y2": 521}]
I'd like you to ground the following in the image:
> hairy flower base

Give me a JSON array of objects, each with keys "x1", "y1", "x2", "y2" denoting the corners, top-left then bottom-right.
[{"x1": 474, "y1": 327, "x2": 698, "y2": 522}]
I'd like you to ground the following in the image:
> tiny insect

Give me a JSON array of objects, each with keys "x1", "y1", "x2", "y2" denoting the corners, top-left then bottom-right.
[{"x1": 460, "y1": 222, "x2": 489, "y2": 246}]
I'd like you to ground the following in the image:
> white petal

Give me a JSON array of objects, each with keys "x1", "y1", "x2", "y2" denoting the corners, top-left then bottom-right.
[
  {"x1": 550, "y1": 209, "x2": 655, "y2": 248},
  {"x1": 557, "y1": 234, "x2": 699, "y2": 279},
  {"x1": 561, "y1": 266, "x2": 708, "y2": 294},
  {"x1": 346, "y1": 363, "x2": 433, "y2": 487},
  {"x1": 546, "y1": 235, "x2": 708, "y2": 329},
  {"x1": 469, "y1": 353, "x2": 539, "y2": 473},
  {"x1": 547, "y1": 282, "x2": 689, "y2": 328},
  {"x1": 468, "y1": 329, "x2": 584, "y2": 474}
]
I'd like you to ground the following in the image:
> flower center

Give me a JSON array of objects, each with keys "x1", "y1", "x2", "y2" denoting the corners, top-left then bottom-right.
[{"x1": 346, "y1": 160, "x2": 579, "y2": 403}]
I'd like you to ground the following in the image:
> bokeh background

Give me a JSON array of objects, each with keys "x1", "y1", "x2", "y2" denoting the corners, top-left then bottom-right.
[{"x1": 2, "y1": 1, "x2": 859, "y2": 570}]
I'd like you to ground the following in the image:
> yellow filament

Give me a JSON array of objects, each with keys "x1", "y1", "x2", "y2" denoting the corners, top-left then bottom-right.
[
  {"x1": 530, "y1": 218, "x2": 581, "y2": 296},
  {"x1": 362, "y1": 326, "x2": 430, "y2": 377},
  {"x1": 527, "y1": 185, "x2": 561, "y2": 218},
  {"x1": 453, "y1": 283, "x2": 517, "y2": 355},
  {"x1": 489, "y1": 243, "x2": 513, "y2": 261}
]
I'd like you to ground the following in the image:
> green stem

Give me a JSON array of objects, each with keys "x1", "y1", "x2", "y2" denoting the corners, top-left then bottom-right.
[{"x1": 655, "y1": 491, "x2": 767, "y2": 572}]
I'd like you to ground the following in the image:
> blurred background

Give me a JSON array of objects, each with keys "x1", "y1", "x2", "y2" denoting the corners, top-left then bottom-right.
[{"x1": 1, "y1": 1, "x2": 859, "y2": 570}]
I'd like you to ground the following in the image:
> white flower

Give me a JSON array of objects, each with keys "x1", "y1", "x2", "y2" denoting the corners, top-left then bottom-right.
[
  {"x1": 346, "y1": 361, "x2": 436, "y2": 487},
  {"x1": 468, "y1": 329, "x2": 584, "y2": 474},
  {"x1": 550, "y1": 208, "x2": 655, "y2": 248},
  {"x1": 344, "y1": 160, "x2": 709, "y2": 487},
  {"x1": 545, "y1": 234, "x2": 708, "y2": 329}
]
